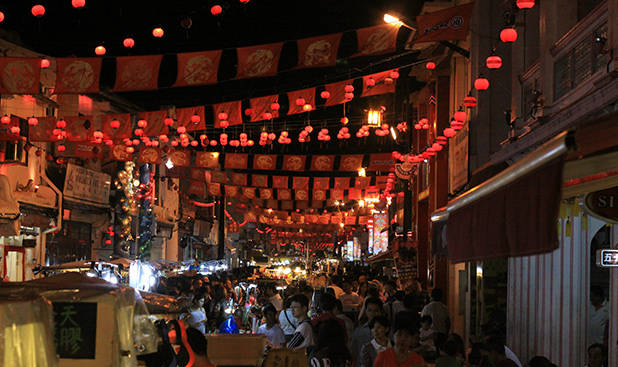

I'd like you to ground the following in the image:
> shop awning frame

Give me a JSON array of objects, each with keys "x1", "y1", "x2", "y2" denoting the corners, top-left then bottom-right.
[{"x1": 432, "y1": 131, "x2": 573, "y2": 223}]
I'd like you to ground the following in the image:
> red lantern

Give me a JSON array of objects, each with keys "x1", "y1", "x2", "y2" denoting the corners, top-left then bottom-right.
[
  {"x1": 123, "y1": 38, "x2": 135, "y2": 48},
  {"x1": 389, "y1": 70, "x2": 399, "y2": 79},
  {"x1": 190, "y1": 140, "x2": 198, "y2": 147},
  {"x1": 191, "y1": 114, "x2": 201, "y2": 123},
  {"x1": 305, "y1": 125, "x2": 313, "y2": 133},
  {"x1": 303, "y1": 104, "x2": 312, "y2": 112},
  {"x1": 126, "y1": 146, "x2": 135, "y2": 154},
  {"x1": 516, "y1": 0, "x2": 535, "y2": 9},
  {"x1": 0, "y1": 12, "x2": 4, "y2": 23},
  {"x1": 164, "y1": 117, "x2": 174, "y2": 126},
  {"x1": 230, "y1": 140, "x2": 240, "y2": 147},
  {"x1": 474, "y1": 77, "x2": 489, "y2": 91},
  {"x1": 247, "y1": 140, "x2": 254, "y2": 146},
  {"x1": 240, "y1": 0, "x2": 250, "y2": 3},
  {"x1": 341, "y1": 117, "x2": 349, "y2": 124},
  {"x1": 132, "y1": 139, "x2": 140, "y2": 145},
  {"x1": 40, "y1": 59, "x2": 50, "y2": 68},
  {"x1": 0, "y1": 115, "x2": 9, "y2": 124},
  {"x1": 454, "y1": 110, "x2": 467, "y2": 122},
  {"x1": 10, "y1": 126, "x2": 20, "y2": 134},
  {"x1": 268, "y1": 133, "x2": 276, "y2": 140},
  {"x1": 27, "y1": 117, "x2": 38, "y2": 126},
  {"x1": 344, "y1": 84, "x2": 354, "y2": 93},
  {"x1": 432, "y1": 143, "x2": 443, "y2": 152},
  {"x1": 159, "y1": 134, "x2": 169, "y2": 143},
  {"x1": 270, "y1": 102, "x2": 280, "y2": 111},
  {"x1": 108, "y1": 119, "x2": 120, "y2": 129},
  {"x1": 426, "y1": 61, "x2": 436, "y2": 70},
  {"x1": 152, "y1": 28, "x2": 164, "y2": 38},
  {"x1": 500, "y1": 28, "x2": 518, "y2": 43},
  {"x1": 263, "y1": 112, "x2": 273, "y2": 120},
  {"x1": 344, "y1": 92, "x2": 354, "y2": 100},
  {"x1": 137, "y1": 119, "x2": 148, "y2": 128},
  {"x1": 134, "y1": 128, "x2": 144, "y2": 136},
  {"x1": 320, "y1": 91, "x2": 330, "y2": 99},
  {"x1": 72, "y1": 0, "x2": 86, "y2": 8},
  {"x1": 95, "y1": 46, "x2": 106, "y2": 56},
  {"x1": 295, "y1": 97, "x2": 305, "y2": 106},
  {"x1": 220, "y1": 120, "x2": 229, "y2": 128},
  {"x1": 210, "y1": 140, "x2": 217, "y2": 146},
  {"x1": 211, "y1": 5, "x2": 223, "y2": 15},
  {"x1": 177, "y1": 126, "x2": 187, "y2": 134},
  {"x1": 384, "y1": 77, "x2": 393, "y2": 84},
  {"x1": 239, "y1": 133, "x2": 247, "y2": 140},
  {"x1": 244, "y1": 108, "x2": 253, "y2": 116},
  {"x1": 366, "y1": 78, "x2": 376, "y2": 86},
  {"x1": 57, "y1": 145, "x2": 66, "y2": 152},
  {"x1": 218, "y1": 112, "x2": 228, "y2": 120},
  {"x1": 463, "y1": 95, "x2": 477, "y2": 108},
  {"x1": 31, "y1": 5, "x2": 45, "y2": 17},
  {"x1": 486, "y1": 55, "x2": 502, "y2": 69}
]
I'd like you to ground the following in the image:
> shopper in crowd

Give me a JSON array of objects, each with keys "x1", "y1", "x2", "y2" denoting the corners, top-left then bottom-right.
[
  {"x1": 588, "y1": 286, "x2": 609, "y2": 345},
  {"x1": 421, "y1": 288, "x2": 450, "y2": 334},
  {"x1": 585, "y1": 343, "x2": 607, "y2": 367},
  {"x1": 359, "y1": 315, "x2": 390, "y2": 367},
  {"x1": 328, "y1": 276, "x2": 345, "y2": 299},
  {"x1": 484, "y1": 339, "x2": 518, "y2": 367},
  {"x1": 287, "y1": 294, "x2": 315, "y2": 351},
  {"x1": 333, "y1": 299, "x2": 355, "y2": 348},
  {"x1": 418, "y1": 315, "x2": 435, "y2": 352},
  {"x1": 264, "y1": 283, "x2": 284, "y2": 312},
  {"x1": 339, "y1": 280, "x2": 363, "y2": 311},
  {"x1": 182, "y1": 292, "x2": 207, "y2": 334},
  {"x1": 526, "y1": 356, "x2": 552, "y2": 367},
  {"x1": 186, "y1": 327, "x2": 216, "y2": 367},
  {"x1": 309, "y1": 319, "x2": 352, "y2": 367},
  {"x1": 257, "y1": 303, "x2": 286, "y2": 348},
  {"x1": 351, "y1": 297, "x2": 383, "y2": 365},
  {"x1": 279, "y1": 294, "x2": 298, "y2": 343},
  {"x1": 374, "y1": 323, "x2": 425, "y2": 367},
  {"x1": 358, "y1": 281, "x2": 369, "y2": 300}
]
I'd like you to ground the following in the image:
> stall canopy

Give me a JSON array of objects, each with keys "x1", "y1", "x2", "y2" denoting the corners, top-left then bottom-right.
[{"x1": 431, "y1": 131, "x2": 572, "y2": 263}]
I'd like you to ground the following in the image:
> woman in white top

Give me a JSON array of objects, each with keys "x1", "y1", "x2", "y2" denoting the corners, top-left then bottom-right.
[
  {"x1": 182, "y1": 294, "x2": 207, "y2": 334},
  {"x1": 257, "y1": 303, "x2": 286, "y2": 348}
]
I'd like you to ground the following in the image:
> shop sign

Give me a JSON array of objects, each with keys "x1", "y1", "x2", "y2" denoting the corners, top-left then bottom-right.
[
  {"x1": 584, "y1": 186, "x2": 618, "y2": 223},
  {"x1": 596, "y1": 249, "x2": 618, "y2": 267},
  {"x1": 53, "y1": 302, "x2": 97, "y2": 359},
  {"x1": 449, "y1": 122, "x2": 468, "y2": 194},
  {"x1": 63, "y1": 163, "x2": 111, "y2": 205}
]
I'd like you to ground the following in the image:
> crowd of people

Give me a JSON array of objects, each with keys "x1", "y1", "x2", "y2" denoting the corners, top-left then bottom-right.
[{"x1": 154, "y1": 271, "x2": 608, "y2": 367}]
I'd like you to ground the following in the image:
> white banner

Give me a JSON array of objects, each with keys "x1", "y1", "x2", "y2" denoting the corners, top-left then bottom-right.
[{"x1": 63, "y1": 163, "x2": 111, "y2": 205}]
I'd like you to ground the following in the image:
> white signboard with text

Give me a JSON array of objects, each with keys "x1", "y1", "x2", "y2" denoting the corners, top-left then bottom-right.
[{"x1": 63, "y1": 163, "x2": 111, "y2": 205}]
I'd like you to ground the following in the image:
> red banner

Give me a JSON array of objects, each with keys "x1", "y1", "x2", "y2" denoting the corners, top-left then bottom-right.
[
  {"x1": 413, "y1": 3, "x2": 475, "y2": 44},
  {"x1": 56, "y1": 142, "x2": 103, "y2": 159},
  {"x1": 55, "y1": 57, "x2": 102, "y2": 94},
  {"x1": 362, "y1": 70, "x2": 396, "y2": 97},
  {"x1": 355, "y1": 177, "x2": 371, "y2": 188},
  {"x1": 339, "y1": 154, "x2": 364, "y2": 171},
  {"x1": 249, "y1": 95, "x2": 279, "y2": 122},
  {"x1": 295, "y1": 189, "x2": 309, "y2": 201},
  {"x1": 138, "y1": 110, "x2": 168, "y2": 137},
  {"x1": 176, "y1": 106, "x2": 206, "y2": 131},
  {"x1": 169, "y1": 149, "x2": 191, "y2": 167},
  {"x1": 260, "y1": 188, "x2": 273, "y2": 200},
  {"x1": 334, "y1": 177, "x2": 350, "y2": 189},
  {"x1": 313, "y1": 177, "x2": 330, "y2": 190},
  {"x1": 252, "y1": 174, "x2": 268, "y2": 187},
  {"x1": 195, "y1": 151, "x2": 220, "y2": 168},
  {"x1": 348, "y1": 188, "x2": 362, "y2": 200},
  {"x1": 110, "y1": 144, "x2": 132, "y2": 161},
  {"x1": 293, "y1": 177, "x2": 310, "y2": 189},
  {"x1": 313, "y1": 190, "x2": 327, "y2": 201},
  {"x1": 254, "y1": 154, "x2": 277, "y2": 170},
  {"x1": 211, "y1": 171, "x2": 228, "y2": 184},
  {"x1": 311, "y1": 155, "x2": 335, "y2": 171},
  {"x1": 225, "y1": 153, "x2": 248, "y2": 169},
  {"x1": 102, "y1": 113, "x2": 132, "y2": 141},
  {"x1": 225, "y1": 185, "x2": 239, "y2": 198},
  {"x1": 282, "y1": 155, "x2": 306, "y2": 171},
  {"x1": 231, "y1": 173, "x2": 247, "y2": 186},
  {"x1": 174, "y1": 50, "x2": 222, "y2": 87},
  {"x1": 113, "y1": 55, "x2": 163, "y2": 92},
  {"x1": 189, "y1": 181, "x2": 206, "y2": 196},
  {"x1": 65, "y1": 115, "x2": 93, "y2": 142},
  {"x1": 208, "y1": 183, "x2": 221, "y2": 196},
  {"x1": 272, "y1": 176, "x2": 288, "y2": 189},
  {"x1": 242, "y1": 187, "x2": 256, "y2": 199},
  {"x1": 138, "y1": 147, "x2": 161, "y2": 164},
  {"x1": 213, "y1": 100, "x2": 243, "y2": 128},
  {"x1": 324, "y1": 79, "x2": 354, "y2": 107},
  {"x1": 330, "y1": 189, "x2": 344, "y2": 201},
  {"x1": 287, "y1": 88, "x2": 316, "y2": 115},
  {"x1": 319, "y1": 215, "x2": 331, "y2": 225},
  {"x1": 29, "y1": 116, "x2": 56, "y2": 142},
  {"x1": 368, "y1": 153, "x2": 394, "y2": 171},
  {"x1": 297, "y1": 33, "x2": 342, "y2": 69},
  {"x1": 236, "y1": 42, "x2": 283, "y2": 79},
  {"x1": 0, "y1": 57, "x2": 40, "y2": 94},
  {"x1": 278, "y1": 189, "x2": 292, "y2": 200},
  {"x1": 345, "y1": 216, "x2": 357, "y2": 225},
  {"x1": 190, "y1": 168, "x2": 205, "y2": 181},
  {"x1": 354, "y1": 24, "x2": 399, "y2": 57}
]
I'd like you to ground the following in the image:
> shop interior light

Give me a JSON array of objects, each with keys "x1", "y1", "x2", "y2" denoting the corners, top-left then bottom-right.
[
  {"x1": 165, "y1": 158, "x2": 174, "y2": 169},
  {"x1": 390, "y1": 126, "x2": 397, "y2": 140},
  {"x1": 358, "y1": 167, "x2": 366, "y2": 177},
  {"x1": 383, "y1": 14, "x2": 402, "y2": 25},
  {"x1": 367, "y1": 109, "x2": 382, "y2": 127}
]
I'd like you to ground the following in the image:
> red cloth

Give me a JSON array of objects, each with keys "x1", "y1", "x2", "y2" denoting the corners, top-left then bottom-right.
[{"x1": 374, "y1": 348, "x2": 425, "y2": 367}]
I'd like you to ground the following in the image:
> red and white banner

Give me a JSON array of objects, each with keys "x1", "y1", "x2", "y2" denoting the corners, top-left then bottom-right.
[
  {"x1": 195, "y1": 152, "x2": 220, "y2": 168},
  {"x1": 176, "y1": 106, "x2": 206, "y2": 131},
  {"x1": 231, "y1": 173, "x2": 247, "y2": 186},
  {"x1": 55, "y1": 57, "x2": 102, "y2": 94},
  {"x1": 272, "y1": 176, "x2": 288, "y2": 189},
  {"x1": 169, "y1": 149, "x2": 191, "y2": 167},
  {"x1": 354, "y1": 24, "x2": 399, "y2": 57},
  {"x1": 252, "y1": 174, "x2": 268, "y2": 187},
  {"x1": 253, "y1": 154, "x2": 277, "y2": 170},
  {"x1": 249, "y1": 94, "x2": 279, "y2": 122},
  {"x1": 113, "y1": 55, "x2": 163, "y2": 92},
  {"x1": 224, "y1": 153, "x2": 248, "y2": 169},
  {"x1": 362, "y1": 70, "x2": 396, "y2": 97},
  {"x1": 213, "y1": 100, "x2": 243, "y2": 128},
  {"x1": 287, "y1": 88, "x2": 316, "y2": 115},
  {"x1": 138, "y1": 147, "x2": 162, "y2": 164},
  {"x1": 174, "y1": 50, "x2": 222, "y2": 87},
  {"x1": 293, "y1": 177, "x2": 310, "y2": 189},
  {"x1": 313, "y1": 177, "x2": 330, "y2": 190},
  {"x1": 282, "y1": 155, "x2": 306, "y2": 171},
  {"x1": 297, "y1": 33, "x2": 342, "y2": 69},
  {"x1": 110, "y1": 144, "x2": 132, "y2": 161},
  {"x1": 413, "y1": 3, "x2": 475, "y2": 44},
  {"x1": 311, "y1": 155, "x2": 335, "y2": 171},
  {"x1": 236, "y1": 42, "x2": 283, "y2": 79},
  {"x1": 0, "y1": 57, "x2": 40, "y2": 94},
  {"x1": 189, "y1": 181, "x2": 206, "y2": 196},
  {"x1": 339, "y1": 154, "x2": 364, "y2": 171}
]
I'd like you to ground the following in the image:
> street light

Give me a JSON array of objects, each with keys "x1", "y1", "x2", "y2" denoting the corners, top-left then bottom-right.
[{"x1": 384, "y1": 13, "x2": 416, "y2": 31}]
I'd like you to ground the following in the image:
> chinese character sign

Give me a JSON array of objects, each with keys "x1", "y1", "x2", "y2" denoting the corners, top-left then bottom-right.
[{"x1": 53, "y1": 302, "x2": 97, "y2": 359}]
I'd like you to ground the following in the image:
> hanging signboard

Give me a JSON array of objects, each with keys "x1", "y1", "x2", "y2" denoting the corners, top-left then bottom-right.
[
  {"x1": 596, "y1": 249, "x2": 618, "y2": 267},
  {"x1": 449, "y1": 122, "x2": 468, "y2": 193},
  {"x1": 584, "y1": 186, "x2": 618, "y2": 223},
  {"x1": 63, "y1": 163, "x2": 111, "y2": 205},
  {"x1": 53, "y1": 302, "x2": 97, "y2": 359}
]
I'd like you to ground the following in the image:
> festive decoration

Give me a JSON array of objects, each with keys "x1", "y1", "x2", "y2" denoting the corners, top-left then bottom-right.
[
  {"x1": 114, "y1": 161, "x2": 138, "y2": 255},
  {"x1": 40, "y1": 59, "x2": 50, "y2": 68},
  {"x1": 152, "y1": 27, "x2": 164, "y2": 38},
  {"x1": 123, "y1": 38, "x2": 135, "y2": 48},
  {"x1": 211, "y1": 5, "x2": 223, "y2": 15},
  {"x1": 500, "y1": 28, "x2": 517, "y2": 43},
  {"x1": 31, "y1": 5, "x2": 45, "y2": 17},
  {"x1": 486, "y1": 55, "x2": 502, "y2": 69},
  {"x1": 454, "y1": 109, "x2": 467, "y2": 122},
  {"x1": 426, "y1": 61, "x2": 436, "y2": 70},
  {"x1": 474, "y1": 77, "x2": 489, "y2": 90},
  {"x1": 463, "y1": 95, "x2": 477, "y2": 108},
  {"x1": 0, "y1": 12, "x2": 4, "y2": 23},
  {"x1": 516, "y1": 0, "x2": 535, "y2": 9},
  {"x1": 95, "y1": 45, "x2": 106, "y2": 55}
]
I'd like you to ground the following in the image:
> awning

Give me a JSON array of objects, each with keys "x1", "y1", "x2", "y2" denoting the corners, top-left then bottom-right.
[
  {"x1": 367, "y1": 250, "x2": 394, "y2": 263},
  {"x1": 431, "y1": 131, "x2": 572, "y2": 263}
]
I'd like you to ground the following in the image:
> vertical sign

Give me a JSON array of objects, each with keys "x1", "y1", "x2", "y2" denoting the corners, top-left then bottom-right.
[
  {"x1": 53, "y1": 302, "x2": 97, "y2": 359},
  {"x1": 449, "y1": 122, "x2": 469, "y2": 193},
  {"x1": 373, "y1": 213, "x2": 389, "y2": 255}
]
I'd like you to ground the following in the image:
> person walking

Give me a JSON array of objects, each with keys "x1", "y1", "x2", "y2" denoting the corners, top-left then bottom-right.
[
  {"x1": 359, "y1": 316, "x2": 390, "y2": 367},
  {"x1": 257, "y1": 303, "x2": 286, "y2": 348},
  {"x1": 309, "y1": 319, "x2": 352, "y2": 367},
  {"x1": 374, "y1": 324, "x2": 425, "y2": 367},
  {"x1": 287, "y1": 294, "x2": 315, "y2": 351},
  {"x1": 421, "y1": 288, "x2": 450, "y2": 334}
]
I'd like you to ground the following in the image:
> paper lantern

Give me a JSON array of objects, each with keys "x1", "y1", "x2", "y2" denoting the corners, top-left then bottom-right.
[
  {"x1": 263, "y1": 112, "x2": 273, "y2": 120},
  {"x1": 230, "y1": 140, "x2": 240, "y2": 147},
  {"x1": 239, "y1": 133, "x2": 247, "y2": 140},
  {"x1": 108, "y1": 119, "x2": 120, "y2": 129},
  {"x1": 93, "y1": 130, "x2": 103, "y2": 139},
  {"x1": 244, "y1": 108, "x2": 253, "y2": 116},
  {"x1": 366, "y1": 78, "x2": 376, "y2": 86},
  {"x1": 27, "y1": 117, "x2": 38, "y2": 126},
  {"x1": 95, "y1": 46, "x2": 106, "y2": 55},
  {"x1": 57, "y1": 145, "x2": 66, "y2": 152},
  {"x1": 296, "y1": 97, "x2": 305, "y2": 106},
  {"x1": 164, "y1": 117, "x2": 174, "y2": 126},
  {"x1": 486, "y1": 55, "x2": 502, "y2": 69},
  {"x1": 345, "y1": 92, "x2": 354, "y2": 100},
  {"x1": 72, "y1": 0, "x2": 86, "y2": 8},
  {"x1": 384, "y1": 77, "x2": 393, "y2": 84},
  {"x1": 341, "y1": 117, "x2": 349, "y2": 124},
  {"x1": 40, "y1": 59, "x2": 50, "y2": 68},
  {"x1": 500, "y1": 28, "x2": 517, "y2": 43},
  {"x1": 132, "y1": 139, "x2": 140, "y2": 145},
  {"x1": 211, "y1": 5, "x2": 223, "y2": 15},
  {"x1": 137, "y1": 119, "x2": 148, "y2": 128},
  {"x1": 268, "y1": 133, "x2": 276, "y2": 140},
  {"x1": 474, "y1": 77, "x2": 489, "y2": 91},
  {"x1": 1, "y1": 115, "x2": 10, "y2": 124},
  {"x1": 190, "y1": 140, "x2": 198, "y2": 147},
  {"x1": 152, "y1": 28, "x2": 164, "y2": 38},
  {"x1": 260, "y1": 132, "x2": 268, "y2": 139},
  {"x1": 463, "y1": 95, "x2": 477, "y2": 108},
  {"x1": 191, "y1": 114, "x2": 201, "y2": 123},
  {"x1": 123, "y1": 38, "x2": 135, "y2": 48},
  {"x1": 126, "y1": 146, "x2": 135, "y2": 154},
  {"x1": 303, "y1": 104, "x2": 312, "y2": 112},
  {"x1": 516, "y1": 0, "x2": 535, "y2": 9},
  {"x1": 389, "y1": 70, "x2": 399, "y2": 79},
  {"x1": 270, "y1": 102, "x2": 280, "y2": 111},
  {"x1": 426, "y1": 61, "x2": 436, "y2": 70},
  {"x1": 432, "y1": 143, "x2": 443, "y2": 151},
  {"x1": 177, "y1": 126, "x2": 187, "y2": 134},
  {"x1": 159, "y1": 134, "x2": 169, "y2": 143},
  {"x1": 31, "y1": 5, "x2": 45, "y2": 17},
  {"x1": 181, "y1": 140, "x2": 189, "y2": 147},
  {"x1": 247, "y1": 140, "x2": 254, "y2": 146},
  {"x1": 220, "y1": 120, "x2": 229, "y2": 128},
  {"x1": 0, "y1": 12, "x2": 4, "y2": 23},
  {"x1": 320, "y1": 91, "x2": 330, "y2": 99},
  {"x1": 218, "y1": 112, "x2": 228, "y2": 120},
  {"x1": 344, "y1": 84, "x2": 354, "y2": 93},
  {"x1": 134, "y1": 128, "x2": 144, "y2": 136},
  {"x1": 454, "y1": 110, "x2": 467, "y2": 122},
  {"x1": 240, "y1": 0, "x2": 250, "y2": 3},
  {"x1": 210, "y1": 140, "x2": 217, "y2": 146},
  {"x1": 305, "y1": 125, "x2": 313, "y2": 133}
]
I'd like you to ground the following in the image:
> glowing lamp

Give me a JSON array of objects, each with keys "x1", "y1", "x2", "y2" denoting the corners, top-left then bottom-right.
[
  {"x1": 218, "y1": 112, "x2": 228, "y2": 120},
  {"x1": 137, "y1": 119, "x2": 148, "y2": 128},
  {"x1": 500, "y1": 28, "x2": 518, "y2": 43},
  {"x1": 52, "y1": 128, "x2": 61, "y2": 136},
  {"x1": 247, "y1": 140, "x2": 254, "y2": 146},
  {"x1": 220, "y1": 120, "x2": 229, "y2": 128},
  {"x1": 244, "y1": 108, "x2": 253, "y2": 116},
  {"x1": 341, "y1": 117, "x2": 349, "y2": 124},
  {"x1": 263, "y1": 112, "x2": 273, "y2": 119},
  {"x1": 152, "y1": 28, "x2": 164, "y2": 38},
  {"x1": 383, "y1": 14, "x2": 401, "y2": 25},
  {"x1": 211, "y1": 5, "x2": 223, "y2": 15},
  {"x1": 239, "y1": 133, "x2": 247, "y2": 140},
  {"x1": 296, "y1": 97, "x2": 305, "y2": 106},
  {"x1": 0, "y1": 115, "x2": 10, "y2": 124},
  {"x1": 126, "y1": 146, "x2": 135, "y2": 154},
  {"x1": 260, "y1": 132, "x2": 268, "y2": 139},
  {"x1": 57, "y1": 145, "x2": 66, "y2": 152},
  {"x1": 516, "y1": 0, "x2": 535, "y2": 9},
  {"x1": 159, "y1": 134, "x2": 169, "y2": 143},
  {"x1": 230, "y1": 140, "x2": 240, "y2": 147},
  {"x1": 0, "y1": 12, "x2": 4, "y2": 23},
  {"x1": 463, "y1": 95, "x2": 477, "y2": 108},
  {"x1": 474, "y1": 77, "x2": 489, "y2": 91},
  {"x1": 72, "y1": 0, "x2": 86, "y2": 8},
  {"x1": 134, "y1": 128, "x2": 144, "y2": 136},
  {"x1": 93, "y1": 131, "x2": 103, "y2": 139},
  {"x1": 268, "y1": 133, "x2": 276, "y2": 140},
  {"x1": 486, "y1": 55, "x2": 502, "y2": 69},
  {"x1": 164, "y1": 117, "x2": 174, "y2": 126},
  {"x1": 345, "y1": 92, "x2": 354, "y2": 100},
  {"x1": 28, "y1": 117, "x2": 38, "y2": 126},
  {"x1": 132, "y1": 139, "x2": 140, "y2": 145},
  {"x1": 191, "y1": 114, "x2": 201, "y2": 123},
  {"x1": 190, "y1": 140, "x2": 198, "y2": 147},
  {"x1": 432, "y1": 143, "x2": 443, "y2": 151},
  {"x1": 303, "y1": 104, "x2": 312, "y2": 112},
  {"x1": 40, "y1": 59, "x2": 50, "y2": 68},
  {"x1": 426, "y1": 62, "x2": 436, "y2": 70},
  {"x1": 123, "y1": 38, "x2": 135, "y2": 48},
  {"x1": 320, "y1": 91, "x2": 330, "y2": 99},
  {"x1": 344, "y1": 84, "x2": 354, "y2": 93},
  {"x1": 389, "y1": 70, "x2": 399, "y2": 79},
  {"x1": 454, "y1": 110, "x2": 467, "y2": 122},
  {"x1": 269, "y1": 102, "x2": 280, "y2": 111},
  {"x1": 109, "y1": 119, "x2": 120, "y2": 129},
  {"x1": 95, "y1": 46, "x2": 106, "y2": 56},
  {"x1": 171, "y1": 140, "x2": 179, "y2": 147},
  {"x1": 31, "y1": 5, "x2": 45, "y2": 17},
  {"x1": 210, "y1": 140, "x2": 217, "y2": 146},
  {"x1": 305, "y1": 125, "x2": 313, "y2": 133},
  {"x1": 366, "y1": 78, "x2": 376, "y2": 86}
]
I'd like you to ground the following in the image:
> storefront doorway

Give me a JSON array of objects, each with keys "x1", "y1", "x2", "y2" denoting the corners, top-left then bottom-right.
[{"x1": 45, "y1": 221, "x2": 92, "y2": 265}]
